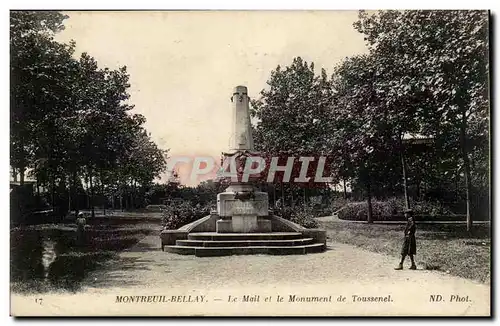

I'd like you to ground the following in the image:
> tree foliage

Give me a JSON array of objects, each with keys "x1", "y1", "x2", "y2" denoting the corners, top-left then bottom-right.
[
  {"x1": 10, "y1": 11, "x2": 168, "y2": 217},
  {"x1": 251, "y1": 57, "x2": 334, "y2": 156},
  {"x1": 252, "y1": 11, "x2": 489, "y2": 228},
  {"x1": 351, "y1": 10, "x2": 489, "y2": 228}
]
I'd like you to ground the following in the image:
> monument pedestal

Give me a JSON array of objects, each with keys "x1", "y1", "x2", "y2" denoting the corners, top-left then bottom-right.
[
  {"x1": 230, "y1": 215, "x2": 259, "y2": 233},
  {"x1": 215, "y1": 219, "x2": 233, "y2": 233},
  {"x1": 216, "y1": 216, "x2": 271, "y2": 233},
  {"x1": 216, "y1": 184, "x2": 270, "y2": 233}
]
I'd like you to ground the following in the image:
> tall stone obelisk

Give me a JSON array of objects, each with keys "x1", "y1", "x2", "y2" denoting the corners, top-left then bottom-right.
[
  {"x1": 230, "y1": 85, "x2": 254, "y2": 151},
  {"x1": 216, "y1": 86, "x2": 270, "y2": 233}
]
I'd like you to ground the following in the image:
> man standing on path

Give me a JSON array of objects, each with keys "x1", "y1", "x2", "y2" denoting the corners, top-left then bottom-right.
[{"x1": 395, "y1": 209, "x2": 417, "y2": 270}]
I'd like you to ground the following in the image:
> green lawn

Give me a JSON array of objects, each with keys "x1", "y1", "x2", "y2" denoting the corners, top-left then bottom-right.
[{"x1": 320, "y1": 220, "x2": 491, "y2": 284}]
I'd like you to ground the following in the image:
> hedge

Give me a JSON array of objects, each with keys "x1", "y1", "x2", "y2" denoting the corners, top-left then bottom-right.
[
  {"x1": 277, "y1": 206, "x2": 319, "y2": 228},
  {"x1": 162, "y1": 201, "x2": 211, "y2": 230},
  {"x1": 337, "y1": 198, "x2": 458, "y2": 221}
]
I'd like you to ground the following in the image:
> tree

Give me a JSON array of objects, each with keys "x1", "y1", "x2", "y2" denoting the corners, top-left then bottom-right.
[
  {"x1": 251, "y1": 57, "x2": 335, "y2": 206},
  {"x1": 251, "y1": 57, "x2": 334, "y2": 155},
  {"x1": 10, "y1": 11, "x2": 73, "y2": 185},
  {"x1": 11, "y1": 11, "x2": 169, "y2": 217},
  {"x1": 354, "y1": 10, "x2": 489, "y2": 230},
  {"x1": 332, "y1": 54, "x2": 404, "y2": 222}
]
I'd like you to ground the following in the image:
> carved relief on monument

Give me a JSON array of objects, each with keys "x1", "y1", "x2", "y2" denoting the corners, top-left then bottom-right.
[{"x1": 223, "y1": 199, "x2": 268, "y2": 216}]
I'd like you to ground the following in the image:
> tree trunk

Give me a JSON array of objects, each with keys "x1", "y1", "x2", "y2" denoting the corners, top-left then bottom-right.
[
  {"x1": 51, "y1": 177, "x2": 56, "y2": 208},
  {"x1": 367, "y1": 181, "x2": 373, "y2": 224},
  {"x1": 12, "y1": 167, "x2": 17, "y2": 182},
  {"x1": 343, "y1": 179, "x2": 347, "y2": 199},
  {"x1": 125, "y1": 189, "x2": 129, "y2": 210},
  {"x1": 132, "y1": 179, "x2": 136, "y2": 209},
  {"x1": 19, "y1": 167, "x2": 25, "y2": 185},
  {"x1": 89, "y1": 168, "x2": 95, "y2": 219},
  {"x1": 50, "y1": 176, "x2": 56, "y2": 223},
  {"x1": 72, "y1": 170, "x2": 78, "y2": 215},
  {"x1": 100, "y1": 169, "x2": 106, "y2": 215},
  {"x1": 460, "y1": 120, "x2": 473, "y2": 232},
  {"x1": 400, "y1": 138, "x2": 410, "y2": 211},
  {"x1": 281, "y1": 182, "x2": 285, "y2": 208},
  {"x1": 68, "y1": 176, "x2": 71, "y2": 213},
  {"x1": 273, "y1": 184, "x2": 276, "y2": 207},
  {"x1": 18, "y1": 134, "x2": 25, "y2": 185},
  {"x1": 85, "y1": 179, "x2": 90, "y2": 209},
  {"x1": 120, "y1": 190, "x2": 123, "y2": 211}
]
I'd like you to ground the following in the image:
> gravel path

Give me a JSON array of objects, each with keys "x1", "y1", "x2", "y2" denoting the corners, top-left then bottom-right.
[{"x1": 11, "y1": 235, "x2": 490, "y2": 316}]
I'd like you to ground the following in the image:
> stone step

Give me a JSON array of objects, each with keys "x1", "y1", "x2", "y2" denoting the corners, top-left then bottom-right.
[
  {"x1": 187, "y1": 232, "x2": 303, "y2": 241},
  {"x1": 176, "y1": 238, "x2": 315, "y2": 247},
  {"x1": 164, "y1": 243, "x2": 325, "y2": 257}
]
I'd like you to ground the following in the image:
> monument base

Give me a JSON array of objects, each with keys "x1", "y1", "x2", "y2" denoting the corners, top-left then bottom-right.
[
  {"x1": 216, "y1": 219, "x2": 232, "y2": 233},
  {"x1": 232, "y1": 215, "x2": 258, "y2": 232},
  {"x1": 216, "y1": 185, "x2": 270, "y2": 233},
  {"x1": 216, "y1": 216, "x2": 272, "y2": 233}
]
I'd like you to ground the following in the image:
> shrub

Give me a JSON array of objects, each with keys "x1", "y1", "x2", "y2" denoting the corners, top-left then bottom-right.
[
  {"x1": 162, "y1": 201, "x2": 211, "y2": 230},
  {"x1": 329, "y1": 197, "x2": 350, "y2": 213},
  {"x1": 337, "y1": 198, "x2": 456, "y2": 221},
  {"x1": 276, "y1": 205, "x2": 319, "y2": 228},
  {"x1": 291, "y1": 210, "x2": 320, "y2": 228}
]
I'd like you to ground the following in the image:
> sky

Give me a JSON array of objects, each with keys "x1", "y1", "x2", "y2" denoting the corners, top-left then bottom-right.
[{"x1": 55, "y1": 11, "x2": 368, "y2": 186}]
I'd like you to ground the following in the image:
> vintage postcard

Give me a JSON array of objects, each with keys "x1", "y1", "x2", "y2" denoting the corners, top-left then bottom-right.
[{"x1": 9, "y1": 10, "x2": 490, "y2": 317}]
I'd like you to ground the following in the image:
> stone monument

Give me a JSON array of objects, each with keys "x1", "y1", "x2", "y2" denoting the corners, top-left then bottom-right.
[
  {"x1": 216, "y1": 86, "x2": 271, "y2": 233},
  {"x1": 159, "y1": 85, "x2": 326, "y2": 256}
]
